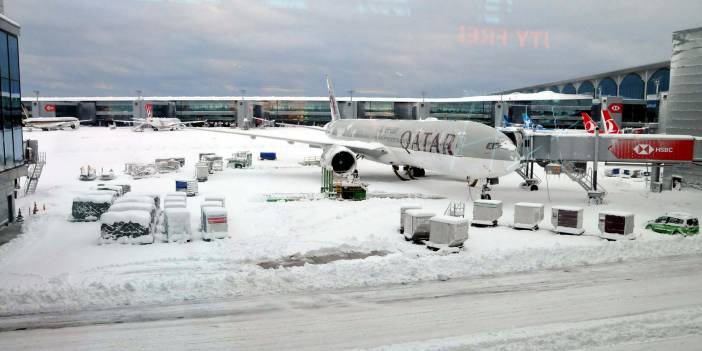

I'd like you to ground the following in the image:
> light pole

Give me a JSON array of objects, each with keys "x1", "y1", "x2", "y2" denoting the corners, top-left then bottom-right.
[
  {"x1": 136, "y1": 90, "x2": 142, "y2": 119},
  {"x1": 32, "y1": 90, "x2": 39, "y2": 117},
  {"x1": 348, "y1": 90, "x2": 354, "y2": 119}
]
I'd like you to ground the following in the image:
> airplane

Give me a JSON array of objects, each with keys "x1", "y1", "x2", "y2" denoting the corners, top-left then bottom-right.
[
  {"x1": 113, "y1": 114, "x2": 206, "y2": 131},
  {"x1": 582, "y1": 110, "x2": 648, "y2": 134},
  {"x1": 23, "y1": 116, "x2": 90, "y2": 131},
  {"x1": 191, "y1": 77, "x2": 522, "y2": 199}
]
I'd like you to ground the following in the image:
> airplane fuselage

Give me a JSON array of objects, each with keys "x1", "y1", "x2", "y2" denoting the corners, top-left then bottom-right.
[
  {"x1": 24, "y1": 117, "x2": 80, "y2": 130},
  {"x1": 325, "y1": 119, "x2": 521, "y2": 179}
]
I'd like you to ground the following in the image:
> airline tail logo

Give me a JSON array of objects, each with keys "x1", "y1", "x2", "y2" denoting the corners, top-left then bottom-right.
[
  {"x1": 602, "y1": 110, "x2": 620, "y2": 134},
  {"x1": 145, "y1": 103, "x2": 153, "y2": 122},
  {"x1": 326, "y1": 76, "x2": 340, "y2": 121},
  {"x1": 580, "y1": 112, "x2": 597, "y2": 133}
]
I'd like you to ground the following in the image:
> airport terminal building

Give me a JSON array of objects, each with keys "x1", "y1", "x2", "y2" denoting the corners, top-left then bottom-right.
[
  {"x1": 0, "y1": 8, "x2": 25, "y2": 226},
  {"x1": 21, "y1": 27, "x2": 702, "y2": 188}
]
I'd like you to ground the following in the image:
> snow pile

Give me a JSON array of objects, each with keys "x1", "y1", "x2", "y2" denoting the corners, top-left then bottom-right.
[
  {"x1": 163, "y1": 208, "x2": 192, "y2": 242},
  {"x1": 360, "y1": 307, "x2": 702, "y2": 351},
  {"x1": 2, "y1": 236, "x2": 702, "y2": 315}
]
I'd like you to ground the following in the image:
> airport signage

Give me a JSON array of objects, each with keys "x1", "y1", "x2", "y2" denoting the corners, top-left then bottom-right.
[
  {"x1": 607, "y1": 139, "x2": 694, "y2": 161},
  {"x1": 44, "y1": 104, "x2": 56, "y2": 112}
]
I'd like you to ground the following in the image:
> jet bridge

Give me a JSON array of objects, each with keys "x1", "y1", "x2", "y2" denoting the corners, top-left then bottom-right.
[{"x1": 501, "y1": 128, "x2": 702, "y2": 200}]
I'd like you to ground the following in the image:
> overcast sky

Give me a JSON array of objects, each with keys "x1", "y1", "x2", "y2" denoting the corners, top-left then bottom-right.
[{"x1": 7, "y1": 0, "x2": 702, "y2": 98}]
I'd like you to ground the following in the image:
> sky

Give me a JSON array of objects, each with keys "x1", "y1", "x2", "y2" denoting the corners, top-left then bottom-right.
[{"x1": 6, "y1": 0, "x2": 702, "y2": 98}]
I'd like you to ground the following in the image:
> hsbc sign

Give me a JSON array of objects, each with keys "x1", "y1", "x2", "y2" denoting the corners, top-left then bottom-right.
[
  {"x1": 633, "y1": 144, "x2": 654, "y2": 155},
  {"x1": 609, "y1": 139, "x2": 694, "y2": 161}
]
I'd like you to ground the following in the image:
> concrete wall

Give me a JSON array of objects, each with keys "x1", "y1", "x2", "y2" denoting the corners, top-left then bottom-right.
[{"x1": 663, "y1": 27, "x2": 702, "y2": 189}]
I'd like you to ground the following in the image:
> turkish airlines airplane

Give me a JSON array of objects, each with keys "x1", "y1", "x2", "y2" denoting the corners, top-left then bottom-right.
[
  {"x1": 581, "y1": 110, "x2": 636, "y2": 134},
  {"x1": 193, "y1": 77, "x2": 522, "y2": 196}
]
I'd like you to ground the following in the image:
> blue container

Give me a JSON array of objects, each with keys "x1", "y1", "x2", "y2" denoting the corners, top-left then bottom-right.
[
  {"x1": 175, "y1": 180, "x2": 188, "y2": 192},
  {"x1": 259, "y1": 152, "x2": 277, "y2": 160}
]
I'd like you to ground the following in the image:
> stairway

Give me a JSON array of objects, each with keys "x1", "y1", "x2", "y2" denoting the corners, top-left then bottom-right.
[
  {"x1": 562, "y1": 161, "x2": 606, "y2": 203},
  {"x1": 515, "y1": 163, "x2": 542, "y2": 190},
  {"x1": 24, "y1": 152, "x2": 46, "y2": 195}
]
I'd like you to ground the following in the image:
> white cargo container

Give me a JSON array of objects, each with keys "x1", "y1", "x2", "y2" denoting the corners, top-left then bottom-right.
[
  {"x1": 204, "y1": 197, "x2": 226, "y2": 207},
  {"x1": 403, "y1": 209, "x2": 435, "y2": 241},
  {"x1": 196, "y1": 162, "x2": 209, "y2": 182},
  {"x1": 427, "y1": 215, "x2": 469, "y2": 249},
  {"x1": 164, "y1": 208, "x2": 192, "y2": 242},
  {"x1": 472, "y1": 200, "x2": 503, "y2": 227},
  {"x1": 513, "y1": 202, "x2": 545, "y2": 230},
  {"x1": 164, "y1": 200, "x2": 187, "y2": 209},
  {"x1": 202, "y1": 207, "x2": 228, "y2": 240},
  {"x1": 186, "y1": 180, "x2": 198, "y2": 196},
  {"x1": 551, "y1": 206, "x2": 585, "y2": 235},
  {"x1": 599, "y1": 211, "x2": 635, "y2": 241},
  {"x1": 399, "y1": 204, "x2": 422, "y2": 233}
]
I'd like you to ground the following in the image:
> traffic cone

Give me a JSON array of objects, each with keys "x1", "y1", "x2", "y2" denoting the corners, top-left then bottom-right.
[
  {"x1": 16, "y1": 209, "x2": 23, "y2": 222},
  {"x1": 33, "y1": 202, "x2": 38, "y2": 215},
  {"x1": 43, "y1": 204, "x2": 46, "y2": 211}
]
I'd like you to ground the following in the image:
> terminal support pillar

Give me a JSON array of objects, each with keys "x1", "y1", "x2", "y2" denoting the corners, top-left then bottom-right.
[{"x1": 592, "y1": 126, "x2": 599, "y2": 191}]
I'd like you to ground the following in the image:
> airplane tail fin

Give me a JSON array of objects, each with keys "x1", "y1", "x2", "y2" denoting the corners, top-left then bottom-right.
[
  {"x1": 502, "y1": 115, "x2": 511, "y2": 127},
  {"x1": 521, "y1": 113, "x2": 532, "y2": 129},
  {"x1": 602, "y1": 110, "x2": 620, "y2": 134},
  {"x1": 326, "y1": 75, "x2": 341, "y2": 121},
  {"x1": 581, "y1": 112, "x2": 597, "y2": 134}
]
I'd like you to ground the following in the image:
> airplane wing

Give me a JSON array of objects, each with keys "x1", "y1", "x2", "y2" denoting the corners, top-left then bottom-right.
[
  {"x1": 112, "y1": 120, "x2": 137, "y2": 125},
  {"x1": 178, "y1": 120, "x2": 207, "y2": 126},
  {"x1": 189, "y1": 127, "x2": 389, "y2": 158}
]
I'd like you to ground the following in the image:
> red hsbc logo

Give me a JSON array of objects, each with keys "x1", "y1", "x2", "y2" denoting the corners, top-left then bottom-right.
[
  {"x1": 609, "y1": 103, "x2": 623, "y2": 113},
  {"x1": 609, "y1": 139, "x2": 693, "y2": 161},
  {"x1": 44, "y1": 104, "x2": 56, "y2": 112},
  {"x1": 633, "y1": 144, "x2": 654, "y2": 155}
]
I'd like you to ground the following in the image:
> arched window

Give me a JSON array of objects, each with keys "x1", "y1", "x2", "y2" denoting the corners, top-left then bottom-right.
[
  {"x1": 619, "y1": 73, "x2": 644, "y2": 99},
  {"x1": 562, "y1": 84, "x2": 576, "y2": 94},
  {"x1": 646, "y1": 68, "x2": 670, "y2": 96},
  {"x1": 577, "y1": 81, "x2": 594, "y2": 96},
  {"x1": 597, "y1": 78, "x2": 617, "y2": 97}
]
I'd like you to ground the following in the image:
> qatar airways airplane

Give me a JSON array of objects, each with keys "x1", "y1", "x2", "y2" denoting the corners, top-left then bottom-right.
[{"x1": 194, "y1": 77, "x2": 522, "y2": 197}]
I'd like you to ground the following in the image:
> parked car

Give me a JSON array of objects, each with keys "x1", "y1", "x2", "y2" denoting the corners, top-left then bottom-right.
[{"x1": 645, "y1": 212, "x2": 699, "y2": 235}]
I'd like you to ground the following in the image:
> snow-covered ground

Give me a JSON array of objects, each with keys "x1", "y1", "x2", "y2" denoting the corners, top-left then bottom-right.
[{"x1": 0, "y1": 126, "x2": 701, "y2": 316}]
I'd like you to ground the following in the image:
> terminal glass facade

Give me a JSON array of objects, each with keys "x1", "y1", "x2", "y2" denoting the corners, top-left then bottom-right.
[
  {"x1": 262, "y1": 100, "x2": 331, "y2": 125},
  {"x1": 0, "y1": 30, "x2": 22, "y2": 169},
  {"x1": 429, "y1": 102, "x2": 493, "y2": 124},
  {"x1": 510, "y1": 99, "x2": 592, "y2": 129}
]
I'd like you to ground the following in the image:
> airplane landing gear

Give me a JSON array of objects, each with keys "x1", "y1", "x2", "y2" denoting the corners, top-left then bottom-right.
[
  {"x1": 392, "y1": 165, "x2": 411, "y2": 181},
  {"x1": 392, "y1": 166, "x2": 426, "y2": 181}
]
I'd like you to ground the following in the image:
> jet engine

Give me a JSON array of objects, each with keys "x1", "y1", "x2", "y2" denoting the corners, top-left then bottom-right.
[{"x1": 321, "y1": 145, "x2": 357, "y2": 175}]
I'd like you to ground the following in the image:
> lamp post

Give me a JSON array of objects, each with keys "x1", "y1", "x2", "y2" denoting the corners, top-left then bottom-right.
[{"x1": 136, "y1": 90, "x2": 142, "y2": 119}]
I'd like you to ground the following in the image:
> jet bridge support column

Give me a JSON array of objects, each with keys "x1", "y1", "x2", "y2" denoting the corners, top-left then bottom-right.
[{"x1": 593, "y1": 127, "x2": 599, "y2": 191}]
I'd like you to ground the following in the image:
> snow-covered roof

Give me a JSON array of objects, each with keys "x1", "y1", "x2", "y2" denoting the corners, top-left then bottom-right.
[
  {"x1": 665, "y1": 212, "x2": 696, "y2": 219},
  {"x1": 404, "y1": 209, "x2": 436, "y2": 217},
  {"x1": 73, "y1": 194, "x2": 114, "y2": 204},
  {"x1": 430, "y1": 215, "x2": 470, "y2": 225},
  {"x1": 552, "y1": 206, "x2": 584, "y2": 211},
  {"x1": 474, "y1": 200, "x2": 503, "y2": 205},
  {"x1": 101, "y1": 210, "x2": 152, "y2": 226},
  {"x1": 21, "y1": 91, "x2": 592, "y2": 104},
  {"x1": 202, "y1": 207, "x2": 227, "y2": 216},
  {"x1": 515, "y1": 202, "x2": 545, "y2": 208},
  {"x1": 109, "y1": 202, "x2": 155, "y2": 213},
  {"x1": 599, "y1": 210, "x2": 635, "y2": 217}
]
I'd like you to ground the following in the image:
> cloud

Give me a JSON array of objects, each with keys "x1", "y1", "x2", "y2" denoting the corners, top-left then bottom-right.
[{"x1": 7, "y1": 0, "x2": 702, "y2": 97}]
